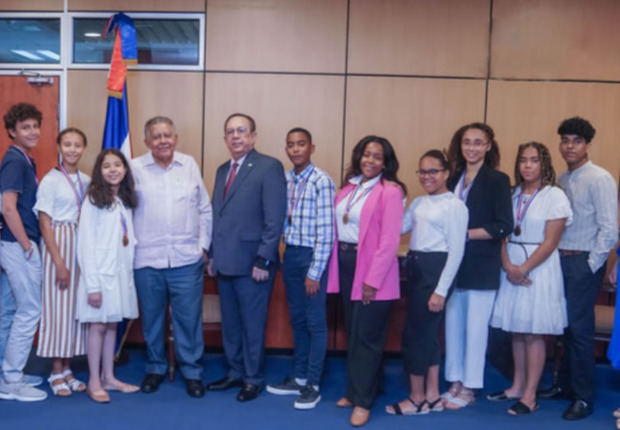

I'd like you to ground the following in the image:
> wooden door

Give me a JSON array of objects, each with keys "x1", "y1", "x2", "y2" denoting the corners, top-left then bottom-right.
[{"x1": 0, "y1": 75, "x2": 60, "y2": 179}]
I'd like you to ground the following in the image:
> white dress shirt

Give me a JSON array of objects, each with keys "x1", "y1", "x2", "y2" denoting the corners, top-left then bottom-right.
[
  {"x1": 558, "y1": 160, "x2": 618, "y2": 272},
  {"x1": 335, "y1": 174, "x2": 382, "y2": 243},
  {"x1": 132, "y1": 151, "x2": 212, "y2": 269},
  {"x1": 402, "y1": 192, "x2": 469, "y2": 297}
]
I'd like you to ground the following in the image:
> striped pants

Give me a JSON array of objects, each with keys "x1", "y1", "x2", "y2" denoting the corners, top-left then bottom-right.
[{"x1": 36, "y1": 222, "x2": 86, "y2": 358}]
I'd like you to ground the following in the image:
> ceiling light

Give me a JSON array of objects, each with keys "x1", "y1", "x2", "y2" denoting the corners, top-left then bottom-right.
[{"x1": 11, "y1": 50, "x2": 44, "y2": 61}]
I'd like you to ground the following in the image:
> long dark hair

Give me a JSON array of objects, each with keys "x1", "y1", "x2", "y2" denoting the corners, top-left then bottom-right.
[
  {"x1": 88, "y1": 149, "x2": 137, "y2": 209},
  {"x1": 513, "y1": 141, "x2": 556, "y2": 189},
  {"x1": 447, "y1": 122, "x2": 500, "y2": 180},
  {"x1": 343, "y1": 135, "x2": 407, "y2": 196}
]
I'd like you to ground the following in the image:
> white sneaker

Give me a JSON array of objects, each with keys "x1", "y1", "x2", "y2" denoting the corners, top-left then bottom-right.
[
  {"x1": 0, "y1": 372, "x2": 43, "y2": 387},
  {"x1": 0, "y1": 380, "x2": 47, "y2": 401}
]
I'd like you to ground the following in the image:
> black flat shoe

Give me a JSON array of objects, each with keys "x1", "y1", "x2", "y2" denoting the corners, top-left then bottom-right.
[
  {"x1": 206, "y1": 376, "x2": 243, "y2": 391},
  {"x1": 562, "y1": 400, "x2": 593, "y2": 420},
  {"x1": 237, "y1": 383, "x2": 261, "y2": 402},
  {"x1": 185, "y1": 379, "x2": 205, "y2": 398},
  {"x1": 140, "y1": 373, "x2": 165, "y2": 394},
  {"x1": 487, "y1": 391, "x2": 519, "y2": 401},
  {"x1": 537, "y1": 385, "x2": 569, "y2": 400}
]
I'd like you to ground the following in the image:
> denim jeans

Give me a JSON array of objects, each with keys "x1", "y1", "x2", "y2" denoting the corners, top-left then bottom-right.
[{"x1": 282, "y1": 245, "x2": 327, "y2": 387}]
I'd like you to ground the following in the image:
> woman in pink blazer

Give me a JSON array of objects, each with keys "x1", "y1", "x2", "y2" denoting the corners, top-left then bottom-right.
[{"x1": 327, "y1": 135, "x2": 406, "y2": 427}]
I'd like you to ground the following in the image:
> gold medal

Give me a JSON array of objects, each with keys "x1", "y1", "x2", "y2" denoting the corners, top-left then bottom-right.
[
  {"x1": 123, "y1": 235, "x2": 129, "y2": 247},
  {"x1": 343, "y1": 213, "x2": 349, "y2": 224},
  {"x1": 514, "y1": 225, "x2": 521, "y2": 236}
]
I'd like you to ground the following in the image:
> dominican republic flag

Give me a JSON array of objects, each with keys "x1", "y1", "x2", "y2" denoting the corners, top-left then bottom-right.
[
  {"x1": 101, "y1": 13, "x2": 137, "y2": 360},
  {"x1": 102, "y1": 13, "x2": 137, "y2": 159}
]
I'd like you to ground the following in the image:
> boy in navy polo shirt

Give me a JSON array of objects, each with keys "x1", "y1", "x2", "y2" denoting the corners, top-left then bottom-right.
[{"x1": 0, "y1": 103, "x2": 46, "y2": 401}]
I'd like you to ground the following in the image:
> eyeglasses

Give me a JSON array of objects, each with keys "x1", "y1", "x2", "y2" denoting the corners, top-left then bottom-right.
[
  {"x1": 416, "y1": 168, "x2": 445, "y2": 176},
  {"x1": 225, "y1": 126, "x2": 249, "y2": 136}
]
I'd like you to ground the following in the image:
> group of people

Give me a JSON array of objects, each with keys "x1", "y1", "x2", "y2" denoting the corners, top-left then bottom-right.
[{"x1": 0, "y1": 102, "x2": 617, "y2": 428}]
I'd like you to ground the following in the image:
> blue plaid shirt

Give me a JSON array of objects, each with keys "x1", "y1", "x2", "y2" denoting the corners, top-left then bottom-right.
[{"x1": 284, "y1": 163, "x2": 335, "y2": 281}]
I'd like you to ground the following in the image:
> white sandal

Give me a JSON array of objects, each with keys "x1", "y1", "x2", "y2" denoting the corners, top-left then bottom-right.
[
  {"x1": 62, "y1": 369, "x2": 86, "y2": 392},
  {"x1": 48, "y1": 373, "x2": 72, "y2": 397}
]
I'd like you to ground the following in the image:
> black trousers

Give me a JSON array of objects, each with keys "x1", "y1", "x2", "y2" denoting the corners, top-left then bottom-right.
[
  {"x1": 338, "y1": 246, "x2": 393, "y2": 409},
  {"x1": 402, "y1": 251, "x2": 449, "y2": 375},
  {"x1": 558, "y1": 253, "x2": 605, "y2": 402}
]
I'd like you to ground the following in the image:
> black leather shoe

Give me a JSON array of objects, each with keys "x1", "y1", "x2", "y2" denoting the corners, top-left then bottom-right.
[
  {"x1": 141, "y1": 373, "x2": 165, "y2": 394},
  {"x1": 237, "y1": 383, "x2": 261, "y2": 402},
  {"x1": 562, "y1": 399, "x2": 593, "y2": 420},
  {"x1": 185, "y1": 379, "x2": 205, "y2": 398},
  {"x1": 537, "y1": 385, "x2": 569, "y2": 399},
  {"x1": 206, "y1": 376, "x2": 243, "y2": 391}
]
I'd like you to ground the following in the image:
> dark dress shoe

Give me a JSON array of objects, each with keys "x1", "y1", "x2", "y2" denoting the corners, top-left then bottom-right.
[
  {"x1": 237, "y1": 383, "x2": 261, "y2": 402},
  {"x1": 562, "y1": 399, "x2": 593, "y2": 420},
  {"x1": 537, "y1": 385, "x2": 569, "y2": 399},
  {"x1": 141, "y1": 373, "x2": 165, "y2": 394},
  {"x1": 206, "y1": 376, "x2": 243, "y2": 391},
  {"x1": 185, "y1": 379, "x2": 205, "y2": 398}
]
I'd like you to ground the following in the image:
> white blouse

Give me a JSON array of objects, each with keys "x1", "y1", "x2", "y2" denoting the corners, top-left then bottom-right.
[
  {"x1": 402, "y1": 192, "x2": 469, "y2": 297},
  {"x1": 335, "y1": 174, "x2": 382, "y2": 244},
  {"x1": 34, "y1": 168, "x2": 90, "y2": 223}
]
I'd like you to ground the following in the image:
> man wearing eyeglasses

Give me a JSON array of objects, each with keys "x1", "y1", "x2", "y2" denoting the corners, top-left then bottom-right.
[{"x1": 206, "y1": 113, "x2": 286, "y2": 402}]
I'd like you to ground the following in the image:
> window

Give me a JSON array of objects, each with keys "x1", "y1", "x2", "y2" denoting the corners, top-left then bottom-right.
[
  {"x1": 0, "y1": 18, "x2": 60, "y2": 64},
  {"x1": 73, "y1": 17, "x2": 201, "y2": 67}
]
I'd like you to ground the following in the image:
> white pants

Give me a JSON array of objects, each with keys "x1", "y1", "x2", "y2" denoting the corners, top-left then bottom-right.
[
  {"x1": 0, "y1": 240, "x2": 41, "y2": 383},
  {"x1": 444, "y1": 288, "x2": 496, "y2": 389}
]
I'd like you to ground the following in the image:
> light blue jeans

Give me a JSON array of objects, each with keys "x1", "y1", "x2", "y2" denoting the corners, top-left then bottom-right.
[
  {"x1": 0, "y1": 240, "x2": 42, "y2": 382},
  {"x1": 0, "y1": 270, "x2": 17, "y2": 364}
]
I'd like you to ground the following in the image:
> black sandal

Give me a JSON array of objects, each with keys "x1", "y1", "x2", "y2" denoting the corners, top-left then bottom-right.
[
  {"x1": 386, "y1": 398, "x2": 429, "y2": 415},
  {"x1": 507, "y1": 401, "x2": 539, "y2": 415}
]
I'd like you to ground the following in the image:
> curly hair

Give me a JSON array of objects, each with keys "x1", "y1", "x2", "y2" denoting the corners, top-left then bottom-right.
[
  {"x1": 4, "y1": 103, "x2": 42, "y2": 139},
  {"x1": 88, "y1": 149, "x2": 137, "y2": 210},
  {"x1": 513, "y1": 141, "x2": 556, "y2": 189},
  {"x1": 557, "y1": 117, "x2": 595, "y2": 143},
  {"x1": 343, "y1": 135, "x2": 407, "y2": 196},
  {"x1": 447, "y1": 122, "x2": 500, "y2": 180}
]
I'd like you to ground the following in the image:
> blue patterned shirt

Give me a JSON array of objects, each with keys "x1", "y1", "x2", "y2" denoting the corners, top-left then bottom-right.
[{"x1": 284, "y1": 163, "x2": 335, "y2": 280}]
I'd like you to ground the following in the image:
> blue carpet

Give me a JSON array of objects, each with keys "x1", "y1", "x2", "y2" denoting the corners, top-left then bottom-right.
[{"x1": 1, "y1": 348, "x2": 618, "y2": 429}]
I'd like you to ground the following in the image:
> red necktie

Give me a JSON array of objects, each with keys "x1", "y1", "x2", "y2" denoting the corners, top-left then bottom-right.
[{"x1": 223, "y1": 162, "x2": 238, "y2": 198}]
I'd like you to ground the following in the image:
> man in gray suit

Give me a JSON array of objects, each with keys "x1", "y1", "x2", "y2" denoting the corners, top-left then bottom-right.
[{"x1": 206, "y1": 113, "x2": 286, "y2": 402}]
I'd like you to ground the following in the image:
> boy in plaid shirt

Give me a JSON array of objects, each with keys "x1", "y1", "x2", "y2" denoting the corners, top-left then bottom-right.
[{"x1": 266, "y1": 127, "x2": 335, "y2": 409}]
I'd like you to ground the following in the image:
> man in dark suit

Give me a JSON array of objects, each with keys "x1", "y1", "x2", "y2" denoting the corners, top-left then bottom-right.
[{"x1": 206, "y1": 113, "x2": 286, "y2": 402}]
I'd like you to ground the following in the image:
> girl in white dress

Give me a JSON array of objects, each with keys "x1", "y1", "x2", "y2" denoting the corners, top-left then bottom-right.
[
  {"x1": 35, "y1": 128, "x2": 89, "y2": 396},
  {"x1": 489, "y1": 142, "x2": 572, "y2": 415},
  {"x1": 77, "y1": 149, "x2": 139, "y2": 403}
]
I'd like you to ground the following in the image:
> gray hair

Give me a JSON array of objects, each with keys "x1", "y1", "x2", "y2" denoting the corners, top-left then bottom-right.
[{"x1": 144, "y1": 116, "x2": 176, "y2": 139}]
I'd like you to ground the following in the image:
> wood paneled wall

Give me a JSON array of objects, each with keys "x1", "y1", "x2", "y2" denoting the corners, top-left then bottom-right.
[{"x1": 59, "y1": 0, "x2": 620, "y2": 198}]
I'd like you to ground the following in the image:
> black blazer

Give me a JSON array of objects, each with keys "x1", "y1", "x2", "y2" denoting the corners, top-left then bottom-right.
[{"x1": 448, "y1": 164, "x2": 513, "y2": 290}]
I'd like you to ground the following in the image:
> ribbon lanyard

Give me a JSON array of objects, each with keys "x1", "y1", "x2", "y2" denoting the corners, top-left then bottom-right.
[
  {"x1": 12, "y1": 145, "x2": 38, "y2": 185},
  {"x1": 457, "y1": 170, "x2": 472, "y2": 201},
  {"x1": 58, "y1": 164, "x2": 85, "y2": 216},
  {"x1": 120, "y1": 209, "x2": 129, "y2": 247},
  {"x1": 513, "y1": 188, "x2": 540, "y2": 236},
  {"x1": 343, "y1": 182, "x2": 375, "y2": 224},
  {"x1": 287, "y1": 167, "x2": 313, "y2": 225}
]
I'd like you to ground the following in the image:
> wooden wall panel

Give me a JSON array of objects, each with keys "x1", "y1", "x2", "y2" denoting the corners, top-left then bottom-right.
[
  {"x1": 68, "y1": 0, "x2": 204, "y2": 11},
  {"x1": 203, "y1": 73, "x2": 344, "y2": 192},
  {"x1": 491, "y1": 0, "x2": 620, "y2": 80},
  {"x1": 345, "y1": 76, "x2": 487, "y2": 199},
  {"x1": 0, "y1": 0, "x2": 62, "y2": 10},
  {"x1": 67, "y1": 70, "x2": 204, "y2": 173},
  {"x1": 205, "y1": 0, "x2": 347, "y2": 73},
  {"x1": 348, "y1": 0, "x2": 490, "y2": 77},
  {"x1": 487, "y1": 80, "x2": 620, "y2": 182}
]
